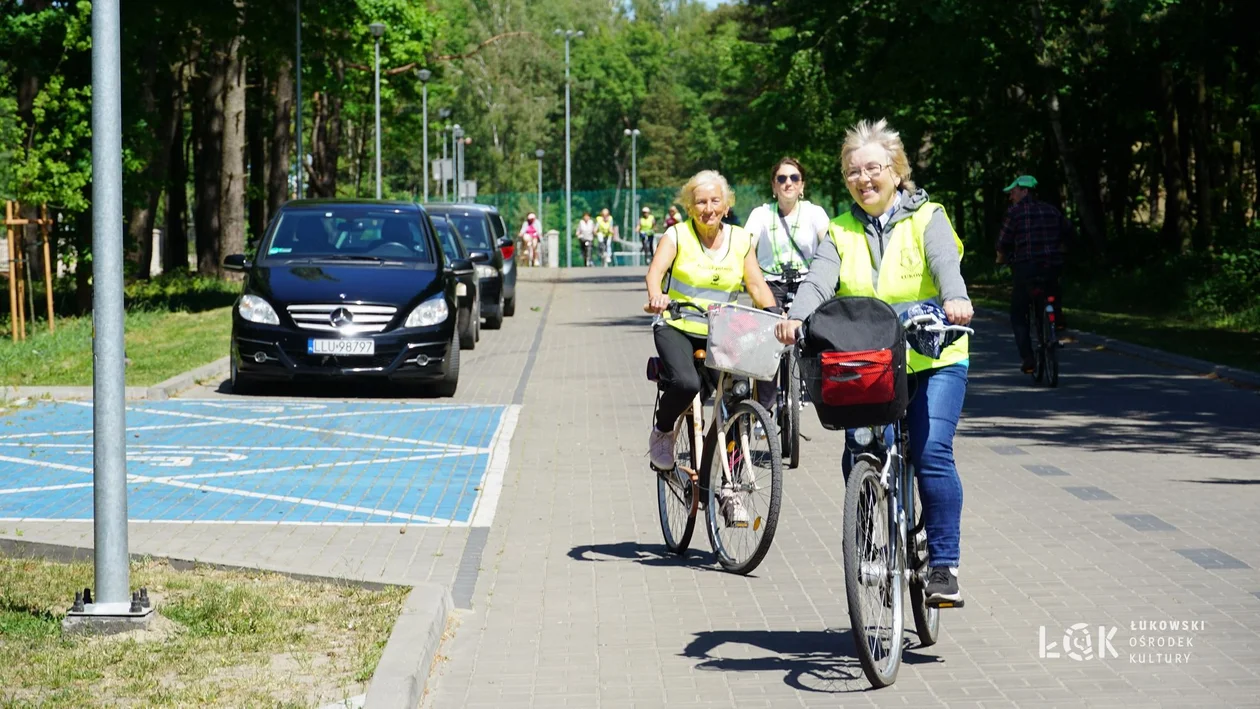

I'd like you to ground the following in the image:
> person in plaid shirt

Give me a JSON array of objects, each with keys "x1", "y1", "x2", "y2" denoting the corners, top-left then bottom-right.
[{"x1": 996, "y1": 175, "x2": 1072, "y2": 373}]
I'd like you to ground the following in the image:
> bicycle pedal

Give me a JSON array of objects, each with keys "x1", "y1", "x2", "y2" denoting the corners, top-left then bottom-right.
[
  {"x1": 728, "y1": 520, "x2": 749, "y2": 529},
  {"x1": 926, "y1": 598, "x2": 965, "y2": 609}
]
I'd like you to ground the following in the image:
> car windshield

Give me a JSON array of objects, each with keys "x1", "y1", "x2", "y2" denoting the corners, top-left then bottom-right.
[
  {"x1": 432, "y1": 218, "x2": 465, "y2": 264},
  {"x1": 445, "y1": 213, "x2": 492, "y2": 250},
  {"x1": 262, "y1": 208, "x2": 434, "y2": 263}
]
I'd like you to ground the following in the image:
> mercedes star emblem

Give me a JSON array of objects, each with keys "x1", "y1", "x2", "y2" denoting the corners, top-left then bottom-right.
[{"x1": 329, "y1": 307, "x2": 354, "y2": 328}]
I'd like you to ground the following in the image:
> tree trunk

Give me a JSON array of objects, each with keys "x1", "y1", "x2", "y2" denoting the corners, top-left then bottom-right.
[
  {"x1": 124, "y1": 38, "x2": 163, "y2": 278},
  {"x1": 267, "y1": 60, "x2": 294, "y2": 216},
  {"x1": 1030, "y1": 0, "x2": 1105, "y2": 248},
  {"x1": 247, "y1": 68, "x2": 267, "y2": 246},
  {"x1": 74, "y1": 208, "x2": 92, "y2": 314},
  {"x1": 308, "y1": 72, "x2": 344, "y2": 199},
  {"x1": 165, "y1": 104, "x2": 189, "y2": 273},
  {"x1": 219, "y1": 30, "x2": 248, "y2": 275},
  {"x1": 192, "y1": 46, "x2": 225, "y2": 274},
  {"x1": 1157, "y1": 66, "x2": 1192, "y2": 252},
  {"x1": 1191, "y1": 64, "x2": 1213, "y2": 249}
]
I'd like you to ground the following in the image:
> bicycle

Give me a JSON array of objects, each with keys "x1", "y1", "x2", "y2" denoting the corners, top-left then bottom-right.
[
  {"x1": 646, "y1": 301, "x2": 784, "y2": 575},
  {"x1": 1028, "y1": 279, "x2": 1060, "y2": 388},
  {"x1": 798, "y1": 308, "x2": 973, "y2": 688},
  {"x1": 775, "y1": 265, "x2": 806, "y2": 469}
]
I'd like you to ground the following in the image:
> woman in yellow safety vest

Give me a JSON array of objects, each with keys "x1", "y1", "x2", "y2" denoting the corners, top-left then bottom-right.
[
  {"x1": 775, "y1": 119, "x2": 974, "y2": 609},
  {"x1": 645, "y1": 170, "x2": 776, "y2": 478}
]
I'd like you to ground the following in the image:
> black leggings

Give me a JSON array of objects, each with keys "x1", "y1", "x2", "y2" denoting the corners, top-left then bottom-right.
[
  {"x1": 754, "y1": 279, "x2": 795, "y2": 412},
  {"x1": 653, "y1": 325, "x2": 708, "y2": 432}
]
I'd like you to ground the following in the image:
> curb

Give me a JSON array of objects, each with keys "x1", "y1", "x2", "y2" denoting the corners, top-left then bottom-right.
[
  {"x1": 0, "y1": 356, "x2": 229, "y2": 403},
  {"x1": 363, "y1": 583, "x2": 452, "y2": 709},
  {"x1": 973, "y1": 307, "x2": 1260, "y2": 389}
]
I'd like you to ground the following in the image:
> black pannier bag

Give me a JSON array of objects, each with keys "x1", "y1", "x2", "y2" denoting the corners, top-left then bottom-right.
[{"x1": 798, "y1": 296, "x2": 908, "y2": 430}]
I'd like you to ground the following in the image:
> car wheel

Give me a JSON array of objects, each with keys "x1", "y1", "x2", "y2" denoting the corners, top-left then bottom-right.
[
  {"x1": 230, "y1": 356, "x2": 258, "y2": 396},
  {"x1": 474, "y1": 305, "x2": 482, "y2": 342},
  {"x1": 459, "y1": 305, "x2": 477, "y2": 350},
  {"x1": 484, "y1": 288, "x2": 505, "y2": 330},
  {"x1": 433, "y1": 328, "x2": 460, "y2": 397},
  {"x1": 504, "y1": 294, "x2": 516, "y2": 317}
]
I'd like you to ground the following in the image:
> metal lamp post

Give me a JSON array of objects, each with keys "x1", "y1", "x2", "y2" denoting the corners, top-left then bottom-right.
[
  {"x1": 451, "y1": 124, "x2": 463, "y2": 201},
  {"x1": 438, "y1": 110, "x2": 451, "y2": 201},
  {"x1": 461, "y1": 137, "x2": 472, "y2": 201},
  {"x1": 369, "y1": 22, "x2": 386, "y2": 199},
  {"x1": 624, "y1": 127, "x2": 640, "y2": 219},
  {"x1": 416, "y1": 69, "x2": 431, "y2": 202},
  {"x1": 554, "y1": 28, "x2": 583, "y2": 268}
]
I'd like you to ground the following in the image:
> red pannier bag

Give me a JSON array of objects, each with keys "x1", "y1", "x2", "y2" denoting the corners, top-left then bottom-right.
[{"x1": 799, "y1": 296, "x2": 908, "y2": 430}]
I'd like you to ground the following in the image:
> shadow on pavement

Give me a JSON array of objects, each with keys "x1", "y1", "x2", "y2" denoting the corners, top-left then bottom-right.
[
  {"x1": 962, "y1": 322, "x2": 1260, "y2": 459},
  {"x1": 213, "y1": 378, "x2": 452, "y2": 400},
  {"x1": 567, "y1": 541, "x2": 726, "y2": 574}
]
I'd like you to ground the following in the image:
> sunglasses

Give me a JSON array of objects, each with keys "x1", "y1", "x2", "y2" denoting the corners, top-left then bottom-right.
[{"x1": 775, "y1": 173, "x2": 802, "y2": 185}]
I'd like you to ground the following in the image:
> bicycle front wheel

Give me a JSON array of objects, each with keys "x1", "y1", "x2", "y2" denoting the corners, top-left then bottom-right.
[
  {"x1": 705, "y1": 400, "x2": 783, "y2": 575},
  {"x1": 657, "y1": 414, "x2": 698, "y2": 555},
  {"x1": 1043, "y1": 313, "x2": 1060, "y2": 388},
  {"x1": 843, "y1": 458, "x2": 905, "y2": 688},
  {"x1": 779, "y1": 353, "x2": 801, "y2": 469}
]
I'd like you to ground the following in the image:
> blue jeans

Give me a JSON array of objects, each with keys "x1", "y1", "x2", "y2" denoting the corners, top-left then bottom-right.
[{"x1": 842, "y1": 364, "x2": 967, "y2": 568}]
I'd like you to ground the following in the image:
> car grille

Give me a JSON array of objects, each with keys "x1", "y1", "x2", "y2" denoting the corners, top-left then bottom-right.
[{"x1": 286, "y1": 303, "x2": 398, "y2": 334}]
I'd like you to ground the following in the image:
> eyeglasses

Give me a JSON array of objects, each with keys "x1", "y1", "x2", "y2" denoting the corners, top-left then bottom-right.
[
  {"x1": 775, "y1": 173, "x2": 802, "y2": 185},
  {"x1": 846, "y1": 163, "x2": 891, "y2": 182}
]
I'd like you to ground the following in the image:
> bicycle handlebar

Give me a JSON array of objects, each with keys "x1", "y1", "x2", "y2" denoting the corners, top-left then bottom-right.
[{"x1": 642, "y1": 300, "x2": 708, "y2": 318}]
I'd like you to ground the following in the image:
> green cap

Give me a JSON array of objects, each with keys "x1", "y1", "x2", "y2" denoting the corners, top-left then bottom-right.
[{"x1": 1003, "y1": 175, "x2": 1038, "y2": 192}]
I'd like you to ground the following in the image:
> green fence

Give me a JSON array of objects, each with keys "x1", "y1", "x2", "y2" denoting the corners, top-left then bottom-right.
[{"x1": 471, "y1": 185, "x2": 767, "y2": 267}]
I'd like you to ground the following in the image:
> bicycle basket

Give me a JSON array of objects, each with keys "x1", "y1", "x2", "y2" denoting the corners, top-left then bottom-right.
[
  {"x1": 706, "y1": 303, "x2": 785, "y2": 381},
  {"x1": 799, "y1": 296, "x2": 908, "y2": 430}
]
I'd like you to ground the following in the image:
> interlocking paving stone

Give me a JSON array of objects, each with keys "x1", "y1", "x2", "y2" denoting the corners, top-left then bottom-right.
[
  {"x1": 1176, "y1": 548, "x2": 1250, "y2": 570},
  {"x1": 1114, "y1": 514, "x2": 1177, "y2": 531},
  {"x1": 1024, "y1": 464, "x2": 1070, "y2": 476},
  {"x1": 989, "y1": 445, "x2": 1028, "y2": 456},
  {"x1": 1063, "y1": 486, "x2": 1119, "y2": 501}
]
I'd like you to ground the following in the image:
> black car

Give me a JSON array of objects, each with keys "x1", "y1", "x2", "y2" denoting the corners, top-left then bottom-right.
[
  {"x1": 430, "y1": 215, "x2": 480, "y2": 350},
  {"x1": 424, "y1": 204, "x2": 516, "y2": 329},
  {"x1": 223, "y1": 200, "x2": 466, "y2": 397}
]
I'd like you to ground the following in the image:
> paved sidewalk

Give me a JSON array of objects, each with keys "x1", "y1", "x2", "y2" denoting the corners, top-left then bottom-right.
[{"x1": 424, "y1": 268, "x2": 1260, "y2": 708}]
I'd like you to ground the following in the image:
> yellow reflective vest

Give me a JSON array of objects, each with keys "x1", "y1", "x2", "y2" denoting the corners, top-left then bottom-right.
[
  {"x1": 664, "y1": 220, "x2": 751, "y2": 336},
  {"x1": 829, "y1": 203, "x2": 969, "y2": 373}
]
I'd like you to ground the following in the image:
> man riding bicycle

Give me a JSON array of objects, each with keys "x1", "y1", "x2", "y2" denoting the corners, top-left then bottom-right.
[
  {"x1": 775, "y1": 119, "x2": 973, "y2": 608},
  {"x1": 744, "y1": 158, "x2": 831, "y2": 418},
  {"x1": 996, "y1": 175, "x2": 1072, "y2": 374}
]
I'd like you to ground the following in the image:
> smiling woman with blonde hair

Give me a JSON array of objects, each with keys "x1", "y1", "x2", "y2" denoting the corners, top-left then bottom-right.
[
  {"x1": 643, "y1": 169, "x2": 776, "y2": 525},
  {"x1": 775, "y1": 118, "x2": 974, "y2": 608}
]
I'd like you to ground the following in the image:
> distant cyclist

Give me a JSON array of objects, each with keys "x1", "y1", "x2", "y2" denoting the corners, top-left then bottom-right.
[
  {"x1": 645, "y1": 170, "x2": 776, "y2": 526},
  {"x1": 639, "y1": 207, "x2": 657, "y2": 261},
  {"x1": 996, "y1": 175, "x2": 1072, "y2": 373},
  {"x1": 518, "y1": 212, "x2": 541, "y2": 266},
  {"x1": 576, "y1": 211, "x2": 596, "y2": 266},
  {"x1": 595, "y1": 208, "x2": 615, "y2": 265},
  {"x1": 743, "y1": 157, "x2": 830, "y2": 415},
  {"x1": 775, "y1": 119, "x2": 973, "y2": 608}
]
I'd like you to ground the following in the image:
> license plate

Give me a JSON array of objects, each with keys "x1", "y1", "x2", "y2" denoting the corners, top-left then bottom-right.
[{"x1": 308, "y1": 339, "x2": 375, "y2": 356}]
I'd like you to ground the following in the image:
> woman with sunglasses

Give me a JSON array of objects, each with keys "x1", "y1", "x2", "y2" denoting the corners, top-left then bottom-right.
[{"x1": 744, "y1": 158, "x2": 831, "y2": 416}]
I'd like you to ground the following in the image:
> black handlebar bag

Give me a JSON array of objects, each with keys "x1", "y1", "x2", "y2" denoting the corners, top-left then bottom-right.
[{"x1": 798, "y1": 296, "x2": 908, "y2": 430}]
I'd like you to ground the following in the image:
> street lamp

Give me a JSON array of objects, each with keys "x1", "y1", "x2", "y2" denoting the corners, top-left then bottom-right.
[
  {"x1": 554, "y1": 28, "x2": 583, "y2": 268},
  {"x1": 416, "y1": 68, "x2": 431, "y2": 202},
  {"x1": 369, "y1": 22, "x2": 386, "y2": 199},
  {"x1": 625, "y1": 128, "x2": 640, "y2": 267},
  {"x1": 438, "y1": 109, "x2": 451, "y2": 201},
  {"x1": 461, "y1": 137, "x2": 472, "y2": 202},
  {"x1": 451, "y1": 124, "x2": 463, "y2": 201},
  {"x1": 535, "y1": 149, "x2": 545, "y2": 237}
]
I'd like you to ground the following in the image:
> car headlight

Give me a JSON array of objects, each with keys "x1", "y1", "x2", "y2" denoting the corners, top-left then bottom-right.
[
  {"x1": 404, "y1": 295, "x2": 449, "y2": 328},
  {"x1": 474, "y1": 264, "x2": 497, "y2": 280},
  {"x1": 238, "y1": 294, "x2": 280, "y2": 325}
]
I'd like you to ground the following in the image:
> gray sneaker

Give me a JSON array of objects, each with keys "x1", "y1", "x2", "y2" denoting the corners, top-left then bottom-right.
[
  {"x1": 649, "y1": 427, "x2": 677, "y2": 471},
  {"x1": 720, "y1": 493, "x2": 750, "y2": 528}
]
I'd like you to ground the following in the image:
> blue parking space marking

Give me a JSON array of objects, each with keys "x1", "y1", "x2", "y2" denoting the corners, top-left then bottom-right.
[{"x1": 0, "y1": 400, "x2": 516, "y2": 526}]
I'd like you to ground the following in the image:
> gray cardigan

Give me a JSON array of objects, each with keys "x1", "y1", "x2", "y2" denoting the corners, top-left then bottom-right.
[{"x1": 788, "y1": 188, "x2": 969, "y2": 320}]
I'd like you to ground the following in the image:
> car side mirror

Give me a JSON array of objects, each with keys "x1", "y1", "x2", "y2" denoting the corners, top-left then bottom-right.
[
  {"x1": 496, "y1": 235, "x2": 513, "y2": 249},
  {"x1": 223, "y1": 254, "x2": 251, "y2": 272},
  {"x1": 468, "y1": 251, "x2": 491, "y2": 263},
  {"x1": 448, "y1": 258, "x2": 473, "y2": 272}
]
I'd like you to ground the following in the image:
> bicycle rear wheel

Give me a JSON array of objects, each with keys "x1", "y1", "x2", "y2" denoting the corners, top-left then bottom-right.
[
  {"x1": 843, "y1": 458, "x2": 905, "y2": 688},
  {"x1": 657, "y1": 413, "x2": 698, "y2": 555},
  {"x1": 779, "y1": 353, "x2": 801, "y2": 469},
  {"x1": 907, "y1": 481, "x2": 940, "y2": 648},
  {"x1": 1032, "y1": 305, "x2": 1047, "y2": 384},
  {"x1": 1042, "y1": 313, "x2": 1060, "y2": 388},
  {"x1": 705, "y1": 400, "x2": 782, "y2": 575}
]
